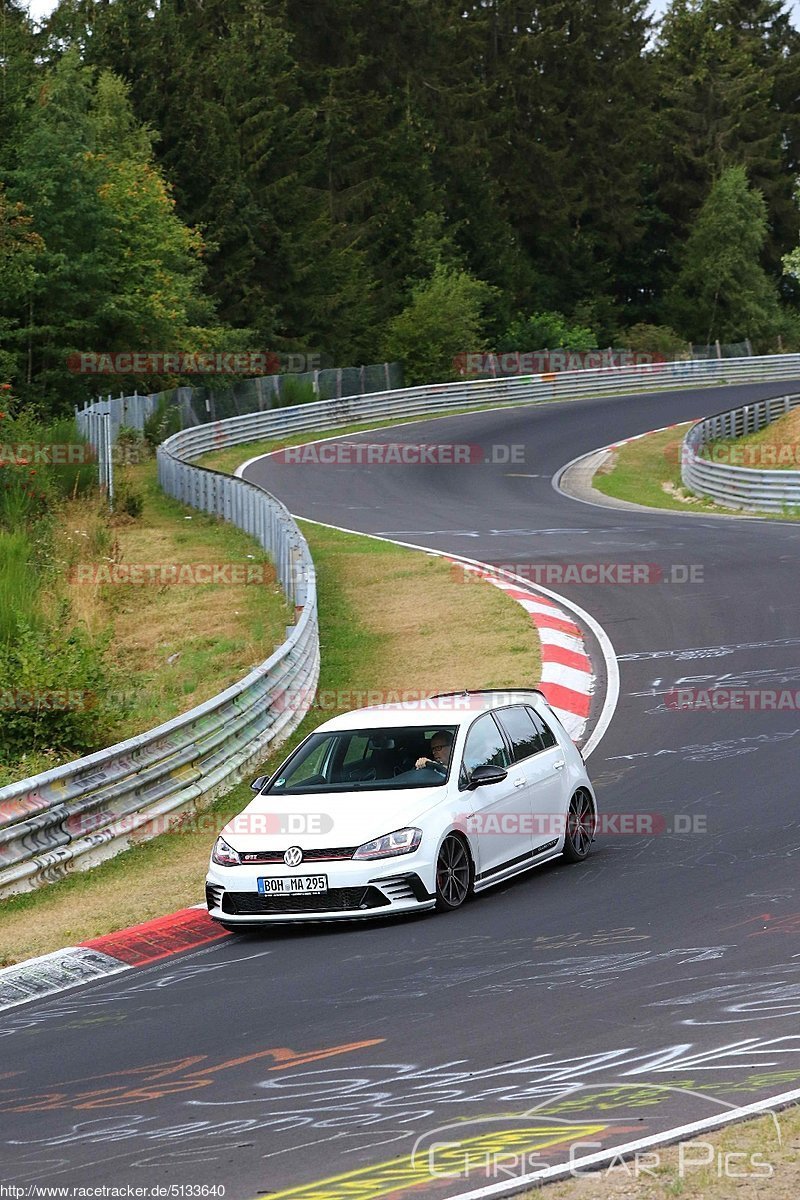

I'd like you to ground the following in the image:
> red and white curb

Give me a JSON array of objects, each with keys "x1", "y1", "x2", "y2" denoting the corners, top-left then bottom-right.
[
  {"x1": 607, "y1": 419, "x2": 695, "y2": 452},
  {"x1": 449, "y1": 561, "x2": 593, "y2": 743},
  {"x1": 0, "y1": 905, "x2": 225, "y2": 1012}
]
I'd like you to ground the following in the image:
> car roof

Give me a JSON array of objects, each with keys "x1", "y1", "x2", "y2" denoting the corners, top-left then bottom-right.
[{"x1": 315, "y1": 690, "x2": 549, "y2": 732}]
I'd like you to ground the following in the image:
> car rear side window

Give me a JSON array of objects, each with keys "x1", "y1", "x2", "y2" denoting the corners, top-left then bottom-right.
[
  {"x1": 495, "y1": 705, "x2": 543, "y2": 762},
  {"x1": 526, "y1": 705, "x2": 558, "y2": 749}
]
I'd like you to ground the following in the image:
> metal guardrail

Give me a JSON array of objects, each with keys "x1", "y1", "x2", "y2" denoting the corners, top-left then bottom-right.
[
  {"x1": 681, "y1": 392, "x2": 800, "y2": 512},
  {"x1": 141, "y1": 354, "x2": 800, "y2": 458},
  {"x1": 0, "y1": 429, "x2": 319, "y2": 899},
  {"x1": 5, "y1": 352, "x2": 800, "y2": 897}
]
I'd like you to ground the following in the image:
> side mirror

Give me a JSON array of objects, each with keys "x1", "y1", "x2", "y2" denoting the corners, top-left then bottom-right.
[
  {"x1": 251, "y1": 775, "x2": 268, "y2": 792},
  {"x1": 467, "y1": 764, "x2": 508, "y2": 790}
]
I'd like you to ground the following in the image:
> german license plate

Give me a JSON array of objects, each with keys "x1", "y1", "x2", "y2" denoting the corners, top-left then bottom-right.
[{"x1": 258, "y1": 875, "x2": 328, "y2": 895}]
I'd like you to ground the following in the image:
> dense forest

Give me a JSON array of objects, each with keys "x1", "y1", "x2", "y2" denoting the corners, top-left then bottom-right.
[{"x1": 1, "y1": 0, "x2": 800, "y2": 413}]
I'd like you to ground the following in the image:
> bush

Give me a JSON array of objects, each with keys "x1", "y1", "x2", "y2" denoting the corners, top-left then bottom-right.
[
  {"x1": 273, "y1": 376, "x2": 318, "y2": 408},
  {"x1": 383, "y1": 263, "x2": 497, "y2": 385},
  {"x1": 622, "y1": 323, "x2": 689, "y2": 358},
  {"x1": 41, "y1": 417, "x2": 97, "y2": 498},
  {"x1": 143, "y1": 395, "x2": 182, "y2": 448},
  {"x1": 115, "y1": 425, "x2": 152, "y2": 465},
  {"x1": 0, "y1": 461, "x2": 52, "y2": 531},
  {"x1": 115, "y1": 483, "x2": 144, "y2": 518},
  {"x1": 0, "y1": 607, "x2": 123, "y2": 759},
  {"x1": 498, "y1": 310, "x2": 597, "y2": 354}
]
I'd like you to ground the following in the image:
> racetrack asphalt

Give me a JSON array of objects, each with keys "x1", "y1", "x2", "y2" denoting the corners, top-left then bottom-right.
[{"x1": 3, "y1": 380, "x2": 800, "y2": 1198}]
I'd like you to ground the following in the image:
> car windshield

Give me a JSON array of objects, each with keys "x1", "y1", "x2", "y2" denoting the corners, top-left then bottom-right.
[{"x1": 265, "y1": 725, "x2": 458, "y2": 793}]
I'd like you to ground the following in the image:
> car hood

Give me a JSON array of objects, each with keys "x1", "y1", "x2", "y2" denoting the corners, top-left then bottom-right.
[{"x1": 220, "y1": 786, "x2": 446, "y2": 851}]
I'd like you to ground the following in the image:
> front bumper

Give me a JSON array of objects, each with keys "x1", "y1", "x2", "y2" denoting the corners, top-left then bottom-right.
[{"x1": 206, "y1": 862, "x2": 435, "y2": 924}]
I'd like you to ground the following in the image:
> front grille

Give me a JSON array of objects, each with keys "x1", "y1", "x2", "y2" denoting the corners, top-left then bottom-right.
[
  {"x1": 222, "y1": 887, "x2": 391, "y2": 915},
  {"x1": 239, "y1": 847, "x2": 358, "y2": 864}
]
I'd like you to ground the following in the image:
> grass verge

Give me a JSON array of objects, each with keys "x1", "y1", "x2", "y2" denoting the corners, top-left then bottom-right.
[
  {"x1": 594, "y1": 422, "x2": 800, "y2": 518},
  {"x1": 542, "y1": 1104, "x2": 800, "y2": 1199},
  {"x1": 63, "y1": 461, "x2": 292, "y2": 734},
  {"x1": 0, "y1": 460, "x2": 291, "y2": 785},
  {"x1": 0, "y1": 519, "x2": 540, "y2": 966},
  {"x1": 704, "y1": 405, "x2": 800, "y2": 470},
  {"x1": 592, "y1": 423, "x2": 735, "y2": 514}
]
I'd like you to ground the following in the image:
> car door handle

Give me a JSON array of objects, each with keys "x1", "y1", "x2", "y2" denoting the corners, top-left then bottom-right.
[
  {"x1": 513, "y1": 776, "x2": 526, "y2": 788},
  {"x1": 553, "y1": 761, "x2": 565, "y2": 771}
]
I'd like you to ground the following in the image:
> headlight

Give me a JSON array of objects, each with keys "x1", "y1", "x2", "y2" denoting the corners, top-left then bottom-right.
[
  {"x1": 212, "y1": 836, "x2": 241, "y2": 866},
  {"x1": 353, "y1": 827, "x2": 422, "y2": 860}
]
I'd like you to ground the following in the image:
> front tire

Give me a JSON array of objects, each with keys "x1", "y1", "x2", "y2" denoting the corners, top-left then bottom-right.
[
  {"x1": 435, "y1": 834, "x2": 473, "y2": 910},
  {"x1": 563, "y1": 790, "x2": 596, "y2": 862}
]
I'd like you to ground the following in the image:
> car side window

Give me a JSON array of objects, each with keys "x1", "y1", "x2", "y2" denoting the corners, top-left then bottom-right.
[
  {"x1": 495, "y1": 705, "x2": 543, "y2": 762},
  {"x1": 461, "y1": 714, "x2": 511, "y2": 787},
  {"x1": 526, "y1": 706, "x2": 558, "y2": 750}
]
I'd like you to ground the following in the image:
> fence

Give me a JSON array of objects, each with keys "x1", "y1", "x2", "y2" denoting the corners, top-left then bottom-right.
[
  {"x1": 138, "y1": 354, "x2": 800, "y2": 459},
  {"x1": 681, "y1": 392, "x2": 800, "y2": 512},
  {"x1": 75, "y1": 363, "x2": 403, "y2": 444},
  {"x1": 6, "y1": 351, "x2": 800, "y2": 897}
]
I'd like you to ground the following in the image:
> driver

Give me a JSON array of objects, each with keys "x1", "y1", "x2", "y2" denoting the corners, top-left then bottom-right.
[{"x1": 415, "y1": 730, "x2": 454, "y2": 772}]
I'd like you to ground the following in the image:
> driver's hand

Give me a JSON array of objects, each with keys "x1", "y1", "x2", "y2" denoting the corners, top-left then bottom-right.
[{"x1": 415, "y1": 756, "x2": 432, "y2": 769}]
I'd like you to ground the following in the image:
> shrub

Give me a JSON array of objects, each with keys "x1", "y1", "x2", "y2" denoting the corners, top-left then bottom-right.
[
  {"x1": 115, "y1": 425, "x2": 152, "y2": 465},
  {"x1": 273, "y1": 376, "x2": 318, "y2": 408},
  {"x1": 498, "y1": 310, "x2": 597, "y2": 354},
  {"x1": 0, "y1": 606, "x2": 123, "y2": 759},
  {"x1": 383, "y1": 263, "x2": 497, "y2": 385},
  {"x1": 143, "y1": 395, "x2": 182, "y2": 448},
  {"x1": 623, "y1": 323, "x2": 689, "y2": 358},
  {"x1": 41, "y1": 417, "x2": 97, "y2": 498}
]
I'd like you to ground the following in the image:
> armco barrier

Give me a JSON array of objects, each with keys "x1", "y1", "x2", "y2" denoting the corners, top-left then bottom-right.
[
  {"x1": 681, "y1": 392, "x2": 800, "y2": 512},
  {"x1": 4, "y1": 353, "x2": 800, "y2": 898},
  {"x1": 136, "y1": 354, "x2": 800, "y2": 463},
  {"x1": 0, "y1": 430, "x2": 319, "y2": 898}
]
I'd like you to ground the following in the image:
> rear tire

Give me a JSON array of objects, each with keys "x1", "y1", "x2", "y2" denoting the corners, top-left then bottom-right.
[
  {"x1": 435, "y1": 834, "x2": 473, "y2": 910},
  {"x1": 563, "y1": 790, "x2": 596, "y2": 862}
]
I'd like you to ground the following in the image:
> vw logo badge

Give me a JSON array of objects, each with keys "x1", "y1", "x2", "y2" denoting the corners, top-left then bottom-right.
[{"x1": 284, "y1": 845, "x2": 303, "y2": 867}]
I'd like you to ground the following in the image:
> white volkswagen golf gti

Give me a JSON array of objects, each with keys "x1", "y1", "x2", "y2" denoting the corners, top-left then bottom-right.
[{"x1": 206, "y1": 690, "x2": 597, "y2": 927}]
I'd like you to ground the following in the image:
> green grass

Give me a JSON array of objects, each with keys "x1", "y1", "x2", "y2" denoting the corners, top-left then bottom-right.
[
  {"x1": 0, "y1": 530, "x2": 41, "y2": 643},
  {"x1": 702, "y1": 406, "x2": 800, "y2": 471},
  {"x1": 593, "y1": 424, "x2": 739, "y2": 513},
  {"x1": 593, "y1": 423, "x2": 800, "y2": 520}
]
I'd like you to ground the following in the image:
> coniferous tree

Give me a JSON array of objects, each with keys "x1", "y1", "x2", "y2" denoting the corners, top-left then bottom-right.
[
  {"x1": 655, "y1": 0, "x2": 800, "y2": 284},
  {"x1": 478, "y1": 0, "x2": 657, "y2": 326}
]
